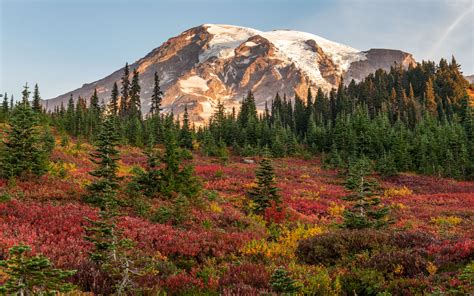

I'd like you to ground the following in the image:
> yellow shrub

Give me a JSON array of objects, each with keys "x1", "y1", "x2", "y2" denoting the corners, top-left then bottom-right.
[
  {"x1": 48, "y1": 161, "x2": 76, "y2": 178},
  {"x1": 288, "y1": 263, "x2": 340, "y2": 296},
  {"x1": 300, "y1": 174, "x2": 310, "y2": 179},
  {"x1": 209, "y1": 202, "x2": 223, "y2": 214},
  {"x1": 394, "y1": 264, "x2": 404, "y2": 275},
  {"x1": 431, "y1": 216, "x2": 462, "y2": 227},
  {"x1": 391, "y1": 202, "x2": 407, "y2": 210},
  {"x1": 299, "y1": 189, "x2": 319, "y2": 199},
  {"x1": 241, "y1": 224, "x2": 323, "y2": 260},
  {"x1": 117, "y1": 163, "x2": 134, "y2": 176},
  {"x1": 384, "y1": 186, "x2": 413, "y2": 198},
  {"x1": 243, "y1": 182, "x2": 256, "y2": 190},
  {"x1": 328, "y1": 202, "x2": 345, "y2": 217},
  {"x1": 427, "y1": 262, "x2": 437, "y2": 275},
  {"x1": 240, "y1": 239, "x2": 270, "y2": 258}
]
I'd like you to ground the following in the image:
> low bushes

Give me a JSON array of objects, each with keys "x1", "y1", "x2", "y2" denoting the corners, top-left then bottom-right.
[{"x1": 296, "y1": 229, "x2": 390, "y2": 265}]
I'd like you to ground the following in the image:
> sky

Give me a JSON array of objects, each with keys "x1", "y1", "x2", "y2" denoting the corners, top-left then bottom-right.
[{"x1": 1, "y1": 0, "x2": 473, "y2": 100}]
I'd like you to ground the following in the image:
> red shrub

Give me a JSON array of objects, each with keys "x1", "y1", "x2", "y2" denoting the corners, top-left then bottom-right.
[
  {"x1": 0, "y1": 200, "x2": 95, "y2": 268},
  {"x1": 219, "y1": 263, "x2": 269, "y2": 290},
  {"x1": 428, "y1": 239, "x2": 474, "y2": 265},
  {"x1": 162, "y1": 273, "x2": 204, "y2": 294}
]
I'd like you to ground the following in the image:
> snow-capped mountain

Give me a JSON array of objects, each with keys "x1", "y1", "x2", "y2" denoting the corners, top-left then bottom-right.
[{"x1": 44, "y1": 24, "x2": 416, "y2": 123}]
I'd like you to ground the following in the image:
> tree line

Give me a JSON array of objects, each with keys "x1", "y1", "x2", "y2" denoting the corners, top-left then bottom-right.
[{"x1": 1, "y1": 56, "x2": 473, "y2": 180}]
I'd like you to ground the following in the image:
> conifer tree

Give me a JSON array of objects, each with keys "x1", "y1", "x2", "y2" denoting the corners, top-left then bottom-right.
[
  {"x1": 159, "y1": 127, "x2": 201, "y2": 198},
  {"x1": 88, "y1": 89, "x2": 101, "y2": 138},
  {"x1": 342, "y1": 157, "x2": 390, "y2": 229},
  {"x1": 84, "y1": 177, "x2": 140, "y2": 295},
  {"x1": 0, "y1": 84, "x2": 48, "y2": 178},
  {"x1": 65, "y1": 94, "x2": 75, "y2": 134},
  {"x1": 270, "y1": 267, "x2": 300, "y2": 294},
  {"x1": 128, "y1": 143, "x2": 162, "y2": 198},
  {"x1": 85, "y1": 115, "x2": 121, "y2": 208},
  {"x1": 90, "y1": 88, "x2": 100, "y2": 111},
  {"x1": 32, "y1": 83, "x2": 42, "y2": 113},
  {"x1": 10, "y1": 95, "x2": 14, "y2": 111},
  {"x1": 129, "y1": 68, "x2": 141, "y2": 119},
  {"x1": 119, "y1": 63, "x2": 130, "y2": 117},
  {"x1": 150, "y1": 71, "x2": 163, "y2": 116},
  {"x1": 179, "y1": 105, "x2": 193, "y2": 149},
  {"x1": 425, "y1": 78, "x2": 437, "y2": 115},
  {"x1": 1, "y1": 92, "x2": 8, "y2": 121},
  {"x1": 110, "y1": 82, "x2": 119, "y2": 116},
  {"x1": 247, "y1": 148, "x2": 281, "y2": 214},
  {"x1": 0, "y1": 245, "x2": 76, "y2": 295}
]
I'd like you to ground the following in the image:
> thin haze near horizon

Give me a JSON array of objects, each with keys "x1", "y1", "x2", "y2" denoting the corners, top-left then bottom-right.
[{"x1": 1, "y1": 0, "x2": 473, "y2": 100}]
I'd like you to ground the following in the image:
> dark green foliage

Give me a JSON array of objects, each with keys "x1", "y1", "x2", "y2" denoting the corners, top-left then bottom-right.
[
  {"x1": 159, "y1": 128, "x2": 201, "y2": 198},
  {"x1": 365, "y1": 249, "x2": 428, "y2": 277},
  {"x1": 247, "y1": 148, "x2": 281, "y2": 214},
  {"x1": 131, "y1": 125, "x2": 201, "y2": 200},
  {"x1": 296, "y1": 229, "x2": 390, "y2": 266},
  {"x1": 1, "y1": 92, "x2": 9, "y2": 118},
  {"x1": 129, "y1": 68, "x2": 142, "y2": 119},
  {"x1": 0, "y1": 85, "x2": 49, "y2": 179},
  {"x1": 270, "y1": 267, "x2": 300, "y2": 294},
  {"x1": 41, "y1": 126, "x2": 56, "y2": 154},
  {"x1": 119, "y1": 62, "x2": 130, "y2": 118},
  {"x1": 0, "y1": 245, "x2": 76, "y2": 295},
  {"x1": 128, "y1": 146, "x2": 162, "y2": 198},
  {"x1": 340, "y1": 268, "x2": 386, "y2": 296},
  {"x1": 85, "y1": 115, "x2": 121, "y2": 208},
  {"x1": 150, "y1": 71, "x2": 163, "y2": 116},
  {"x1": 47, "y1": 57, "x2": 473, "y2": 180},
  {"x1": 342, "y1": 157, "x2": 391, "y2": 229},
  {"x1": 180, "y1": 105, "x2": 193, "y2": 149},
  {"x1": 32, "y1": 83, "x2": 42, "y2": 113},
  {"x1": 109, "y1": 82, "x2": 119, "y2": 116},
  {"x1": 84, "y1": 199, "x2": 142, "y2": 295}
]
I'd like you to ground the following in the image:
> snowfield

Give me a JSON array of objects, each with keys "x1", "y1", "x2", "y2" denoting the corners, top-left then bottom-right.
[
  {"x1": 180, "y1": 75, "x2": 209, "y2": 93},
  {"x1": 199, "y1": 24, "x2": 367, "y2": 86}
]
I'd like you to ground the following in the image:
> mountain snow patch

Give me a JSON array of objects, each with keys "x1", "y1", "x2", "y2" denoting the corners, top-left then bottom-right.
[
  {"x1": 199, "y1": 24, "x2": 261, "y2": 63},
  {"x1": 180, "y1": 76, "x2": 209, "y2": 93},
  {"x1": 199, "y1": 24, "x2": 366, "y2": 87}
]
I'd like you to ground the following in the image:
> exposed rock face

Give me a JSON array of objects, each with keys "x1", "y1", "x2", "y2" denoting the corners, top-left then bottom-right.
[
  {"x1": 44, "y1": 24, "x2": 416, "y2": 124},
  {"x1": 465, "y1": 75, "x2": 474, "y2": 84},
  {"x1": 343, "y1": 49, "x2": 416, "y2": 82}
]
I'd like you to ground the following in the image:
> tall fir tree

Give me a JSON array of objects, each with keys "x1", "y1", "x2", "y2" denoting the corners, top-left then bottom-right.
[
  {"x1": 129, "y1": 68, "x2": 141, "y2": 119},
  {"x1": 85, "y1": 115, "x2": 121, "y2": 208},
  {"x1": 0, "y1": 84, "x2": 48, "y2": 178},
  {"x1": 159, "y1": 127, "x2": 201, "y2": 198},
  {"x1": 0, "y1": 245, "x2": 76, "y2": 295},
  {"x1": 119, "y1": 63, "x2": 130, "y2": 117},
  {"x1": 150, "y1": 71, "x2": 163, "y2": 116},
  {"x1": 109, "y1": 82, "x2": 119, "y2": 116},
  {"x1": 247, "y1": 148, "x2": 281, "y2": 214},
  {"x1": 32, "y1": 83, "x2": 42, "y2": 113},
  {"x1": 342, "y1": 157, "x2": 390, "y2": 229},
  {"x1": 424, "y1": 78, "x2": 437, "y2": 116},
  {"x1": 179, "y1": 105, "x2": 193, "y2": 149}
]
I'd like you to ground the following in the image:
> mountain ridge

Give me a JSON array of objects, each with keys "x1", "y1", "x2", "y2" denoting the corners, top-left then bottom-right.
[{"x1": 44, "y1": 24, "x2": 416, "y2": 123}]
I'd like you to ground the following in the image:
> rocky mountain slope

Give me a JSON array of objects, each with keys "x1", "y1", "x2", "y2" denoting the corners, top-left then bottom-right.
[
  {"x1": 465, "y1": 75, "x2": 474, "y2": 84},
  {"x1": 44, "y1": 24, "x2": 416, "y2": 123}
]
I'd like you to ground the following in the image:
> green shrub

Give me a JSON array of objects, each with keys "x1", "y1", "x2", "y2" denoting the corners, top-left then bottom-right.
[
  {"x1": 270, "y1": 267, "x2": 300, "y2": 294},
  {"x1": 0, "y1": 192, "x2": 11, "y2": 203},
  {"x1": 151, "y1": 206, "x2": 173, "y2": 224},
  {"x1": 340, "y1": 268, "x2": 386, "y2": 296},
  {"x1": 296, "y1": 230, "x2": 390, "y2": 266},
  {"x1": 365, "y1": 249, "x2": 428, "y2": 277}
]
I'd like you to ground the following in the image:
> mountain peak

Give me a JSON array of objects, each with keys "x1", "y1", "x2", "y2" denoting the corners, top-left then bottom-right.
[{"x1": 44, "y1": 24, "x2": 416, "y2": 124}]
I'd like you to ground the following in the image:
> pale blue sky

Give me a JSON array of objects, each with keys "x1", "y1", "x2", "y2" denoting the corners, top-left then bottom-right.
[{"x1": 1, "y1": 0, "x2": 473, "y2": 100}]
